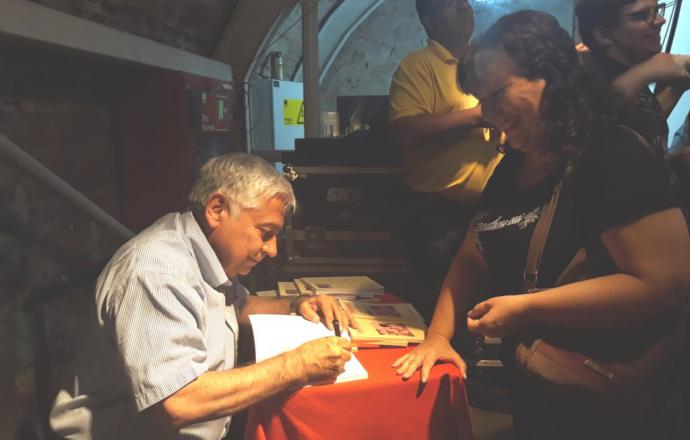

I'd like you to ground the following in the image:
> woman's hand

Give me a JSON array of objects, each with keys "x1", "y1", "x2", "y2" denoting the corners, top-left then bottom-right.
[
  {"x1": 391, "y1": 332, "x2": 467, "y2": 383},
  {"x1": 466, "y1": 294, "x2": 532, "y2": 338}
]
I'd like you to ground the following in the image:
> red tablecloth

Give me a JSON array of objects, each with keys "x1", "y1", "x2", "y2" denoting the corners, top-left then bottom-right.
[{"x1": 245, "y1": 346, "x2": 473, "y2": 440}]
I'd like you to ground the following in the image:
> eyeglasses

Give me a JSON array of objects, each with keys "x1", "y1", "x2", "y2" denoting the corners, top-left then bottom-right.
[
  {"x1": 617, "y1": 2, "x2": 675, "y2": 25},
  {"x1": 476, "y1": 81, "x2": 516, "y2": 107}
]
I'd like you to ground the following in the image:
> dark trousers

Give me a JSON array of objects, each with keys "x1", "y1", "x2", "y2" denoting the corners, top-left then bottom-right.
[{"x1": 395, "y1": 188, "x2": 477, "y2": 322}]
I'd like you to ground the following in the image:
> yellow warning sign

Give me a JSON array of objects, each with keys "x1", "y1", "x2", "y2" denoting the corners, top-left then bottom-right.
[{"x1": 283, "y1": 99, "x2": 304, "y2": 125}]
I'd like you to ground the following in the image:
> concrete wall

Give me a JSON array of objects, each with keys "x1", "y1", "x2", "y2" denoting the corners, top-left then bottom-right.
[{"x1": 667, "y1": 2, "x2": 690, "y2": 142}]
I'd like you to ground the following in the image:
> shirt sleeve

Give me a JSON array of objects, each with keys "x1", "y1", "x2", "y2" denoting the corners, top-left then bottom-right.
[
  {"x1": 578, "y1": 126, "x2": 675, "y2": 235},
  {"x1": 670, "y1": 117, "x2": 689, "y2": 154},
  {"x1": 388, "y1": 56, "x2": 434, "y2": 121},
  {"x1": 111, "y1": 270, "x2": 211, "y2": 411}
]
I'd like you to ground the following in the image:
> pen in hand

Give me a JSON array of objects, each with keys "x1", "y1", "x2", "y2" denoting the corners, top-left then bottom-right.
[{"x1": 333, "y1": 319, "x2": 341, "y2": 337}]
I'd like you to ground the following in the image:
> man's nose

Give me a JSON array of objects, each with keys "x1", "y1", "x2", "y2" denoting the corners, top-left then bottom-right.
[
  {"x1": 653, "y1": 13, "x2": 667, "y2": 27},
  {"x1": 262, "y1": 236, "x2": 278, "y2": 258}
]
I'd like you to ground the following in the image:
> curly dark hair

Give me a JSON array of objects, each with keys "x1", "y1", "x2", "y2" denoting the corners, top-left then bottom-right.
[{"x1": 458, "y1": 10, "x2": 621, "y2": 164}]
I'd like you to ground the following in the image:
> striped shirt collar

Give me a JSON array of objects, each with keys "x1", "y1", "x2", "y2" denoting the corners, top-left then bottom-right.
[
  {"x1": 180, "y1": 211, "x2": 233, "y2": 289},
  {"x1": 428, "y1": 38, "x2": 458, "y2": 65}
]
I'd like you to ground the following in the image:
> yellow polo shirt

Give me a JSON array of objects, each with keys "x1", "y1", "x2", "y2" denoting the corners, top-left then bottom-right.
[{"x1": 389, "y1": 39, "x2": 502, "y2": 202}]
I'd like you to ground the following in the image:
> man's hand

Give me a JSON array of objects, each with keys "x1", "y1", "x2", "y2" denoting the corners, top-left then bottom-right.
[
  {"x1": 293, "y1": 294, "x2": 357, "y2": 331},
  {"x1": 639, "y1": 53, "x2": 690, "y2": 86},
  {"x1": 670, "y1": 145, "x2": 690, "y2": 165},
  {"x1": 391, "y1": 332, "x2": 467, "y2": 383},
  {"x1": 466, "y1": 294, "x2": 532, "y2": 338},
  {"x1": 289, "y1": 337, "x2": 353, "y2": 384}
]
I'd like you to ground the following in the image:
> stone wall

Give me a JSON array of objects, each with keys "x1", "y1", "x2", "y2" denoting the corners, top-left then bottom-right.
[
  {"x1": 0, "y1": 41, "x2": 124, "y2": 437},
  {"x1": 28, "y1": 0, "x2": 240, "y2": 56},
  {"x1": 253, "y1": 0, "x2": 574, "y2": 113}
]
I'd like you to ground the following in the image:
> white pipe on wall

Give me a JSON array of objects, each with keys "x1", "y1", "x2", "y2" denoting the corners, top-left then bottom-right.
[
  {"x1": 301, "y1": 0, "x2": 320, "y2": 138},
  {"x1": 0, "y1": 134, "x2": 134, "y2": 242}
]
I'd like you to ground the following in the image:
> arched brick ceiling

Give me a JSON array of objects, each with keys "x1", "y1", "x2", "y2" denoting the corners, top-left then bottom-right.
[{"x1": 27, "y1": 0, "x2": 241, "y2": 56}]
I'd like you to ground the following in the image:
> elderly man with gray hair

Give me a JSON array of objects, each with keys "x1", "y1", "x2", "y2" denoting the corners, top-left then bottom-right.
[{"x1": 50, "y1": 153, "x2": 354, "y2": 440}]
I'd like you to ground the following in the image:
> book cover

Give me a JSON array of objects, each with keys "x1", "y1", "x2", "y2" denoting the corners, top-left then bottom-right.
[
  {"x1": 349, "y1": 318, "x2": 426, "y2": 345},
  {"x1": 255, "y1": 289, "x2": 278, "y2": 297},
  {"x1": 293, "y1": 278, "x2": 314, "y2": 296},
  {"x1": 339, "y1": 300, "x2": 424, "y2": 323},
  {"x1": 277, "y1": 281, "x2": 302, "y2": 297}
]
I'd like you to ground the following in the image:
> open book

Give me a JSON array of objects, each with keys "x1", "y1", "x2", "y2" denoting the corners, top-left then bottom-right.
[{"x1": 249, "y1": 314, "x2": 368, "y2": 385}]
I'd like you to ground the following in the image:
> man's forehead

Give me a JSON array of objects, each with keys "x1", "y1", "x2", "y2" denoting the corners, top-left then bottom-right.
[
  {"x1": 619, "y1": 0, "x2": 657, "y2": 13},
  {"x1": 246, "y1": 197, "x2": 286, "y2": 225},
  {"x1": 473, "y1": 50, "x2": 514, "y2": 86}
]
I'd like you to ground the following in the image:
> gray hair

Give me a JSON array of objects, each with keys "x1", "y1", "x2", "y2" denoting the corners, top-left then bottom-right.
[{"x1": 188, "y1": 153, "x2": 296, "y2": 218}]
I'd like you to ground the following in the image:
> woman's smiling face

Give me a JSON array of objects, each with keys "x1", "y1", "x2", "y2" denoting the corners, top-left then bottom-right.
[{"x1": 471, "y1": 49, "x2": 547, "y2": 155}]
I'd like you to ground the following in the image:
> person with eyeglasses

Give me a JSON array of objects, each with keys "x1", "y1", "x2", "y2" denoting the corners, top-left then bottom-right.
[
  {"x1": 393, "y1": 10, "x2": 690, "y2": 439},
  {"x1": 388, "y1": 0, "x2": 503, "y2": 324},
  {"x1": 576, "y1": 0, "x2": 690, "y2": 159}
]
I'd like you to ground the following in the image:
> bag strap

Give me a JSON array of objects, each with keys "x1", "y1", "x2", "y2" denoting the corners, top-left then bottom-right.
[
  {"x1": 523, "y1": 125, "x2": 651, "y2": 292},
  {"x1": 554, "y1": 247, "x2": 587, "y2": 286},
  {"x1": 523, "y1": 174, "x2": 566, "y2": 292},
  {"x1": 618, "y1": 125, "x2": 655, "y2": 155}
]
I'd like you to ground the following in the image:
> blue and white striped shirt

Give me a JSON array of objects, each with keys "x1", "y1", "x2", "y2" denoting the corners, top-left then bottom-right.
[{"x1": 50, "y1": 211, "x2": 246, "y2": 440}]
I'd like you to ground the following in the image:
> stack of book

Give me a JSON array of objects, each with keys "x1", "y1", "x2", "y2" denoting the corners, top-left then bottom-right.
[
  {"x1": 277, "y1": 276, "x2": 385, "y2": 300},
  {"x1": 341, "y1": 300, "x2": 426, "y2": 347}
]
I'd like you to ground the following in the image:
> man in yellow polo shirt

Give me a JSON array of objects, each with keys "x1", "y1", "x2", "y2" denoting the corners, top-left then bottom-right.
[{"x1": 389, "y1": 0, "x2": 502, "y2": 320}]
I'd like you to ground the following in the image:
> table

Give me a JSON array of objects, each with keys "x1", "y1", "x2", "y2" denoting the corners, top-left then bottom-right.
[{"x1": 245, "y1": 346, "x2": 473, "y2": 440}]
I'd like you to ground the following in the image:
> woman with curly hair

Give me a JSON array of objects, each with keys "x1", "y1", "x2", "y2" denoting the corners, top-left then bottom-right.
[{"x1": 393, "y1": 10, "x2": 690, "y2": 438}]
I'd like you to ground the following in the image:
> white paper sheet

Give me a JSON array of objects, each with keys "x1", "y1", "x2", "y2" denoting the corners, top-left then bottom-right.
[{"x1": 249, "y1": 314, "x2": 368, "y2": 385}]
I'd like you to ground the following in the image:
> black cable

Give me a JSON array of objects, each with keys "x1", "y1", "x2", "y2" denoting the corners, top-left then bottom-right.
[
  {"x1": 239, "y1": 81, "x2": 264, "y2": 136},
  {"x1": 665, "y1": 0, "x2": 683, "y2": 53},
  {"x1": 264, "y1": 0, "x2": 322, "y2": 53}
]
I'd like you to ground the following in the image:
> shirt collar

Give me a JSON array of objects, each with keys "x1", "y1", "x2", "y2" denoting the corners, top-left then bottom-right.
[
  {"x1": 590, "y1": 51, "x2": 629, "y2": 80},
  {"x1": 428, "y1": 39, "x2": 459, "y2": 64},
  {"x1": 179, "y1": 211, "x2": 232, "y2": 289}
]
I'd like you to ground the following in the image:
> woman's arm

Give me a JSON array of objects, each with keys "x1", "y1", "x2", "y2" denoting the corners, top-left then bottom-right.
[
  {"x1": 467, "y1": 208, "x2": 690, "y2": 337},
  {"x1": 393, "y1": 227, "x2": 489, "y2": 381}
]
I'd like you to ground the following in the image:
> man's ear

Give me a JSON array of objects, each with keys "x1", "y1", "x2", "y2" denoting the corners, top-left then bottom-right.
[
  {"x1": 593, "y1": 25, "x2": 613, "y2": 48},
  {"x1": 204, "y1": 192, "x2": 227, "y2": 230}
]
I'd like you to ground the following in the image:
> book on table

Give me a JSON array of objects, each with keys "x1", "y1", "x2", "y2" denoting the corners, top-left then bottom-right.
[
  {"x1": 292, "y1": 278, "x2": 314, "y2": 296},
  {"x1": 249, "y1": 314, "x2": 368, "y2": 385},
  {"x1": 277, "y1": 281, "x2": 302, "y2": 297},
  {"x1": 339, "y1": 300, "x2": 425, "y2": 323},
  {"x1": 348, "y1": 318, "x2": 426, "y2": 346},
  {"x1": 296, "y1": 276, "x2": 384, "y2": 297},
  {"x1": 339, "y1": 299, "x2": 427, "y2": 347}
]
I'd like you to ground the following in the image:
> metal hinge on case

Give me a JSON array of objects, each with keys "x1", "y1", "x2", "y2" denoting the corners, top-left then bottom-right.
[{"x1": 283, "y1": 164, "x2": 299, "y2": 181}]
